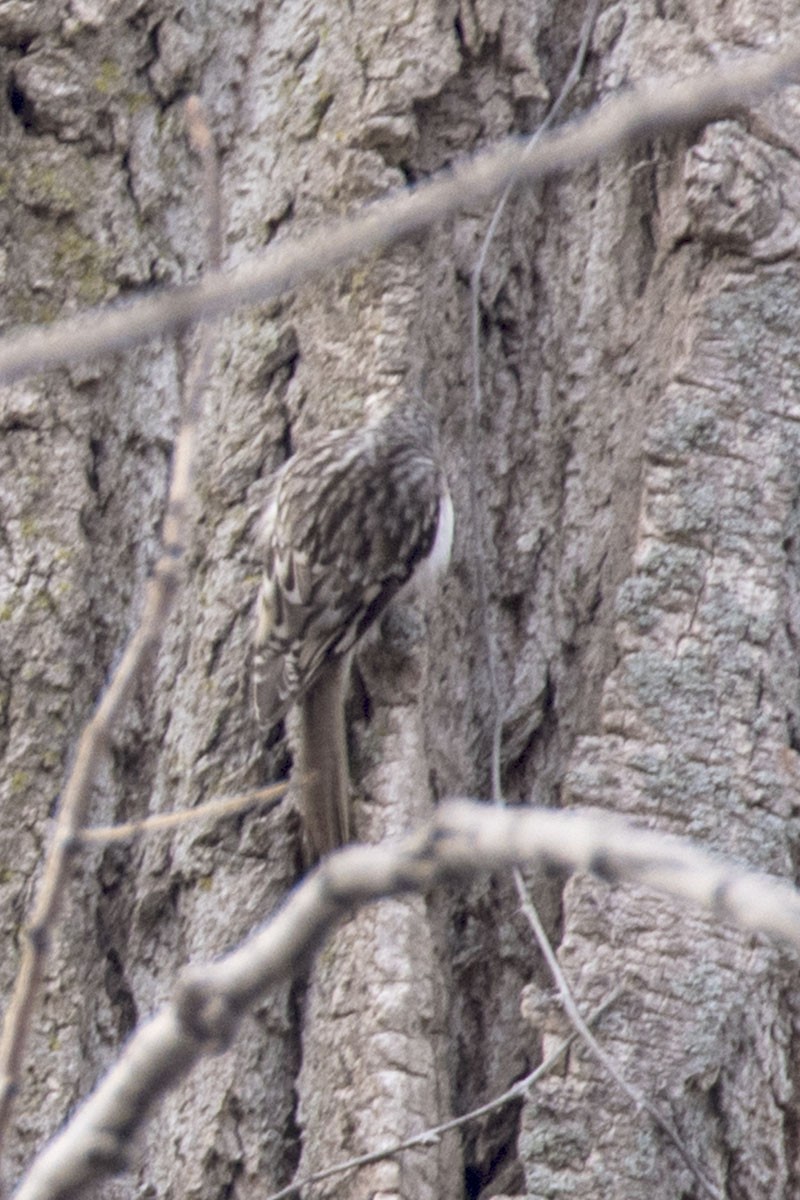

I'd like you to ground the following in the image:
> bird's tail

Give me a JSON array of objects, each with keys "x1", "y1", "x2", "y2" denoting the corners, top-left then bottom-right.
[{"x1": 297, "y1": 657, "x2": 351, "y2": 860}]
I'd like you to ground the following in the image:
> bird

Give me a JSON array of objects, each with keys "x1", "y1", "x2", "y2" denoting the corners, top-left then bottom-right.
[{"x1": 253, "y1": 394, "x2": 453, "y2": 860}]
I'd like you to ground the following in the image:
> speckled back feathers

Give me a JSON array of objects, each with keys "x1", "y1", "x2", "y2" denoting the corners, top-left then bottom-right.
[{"x1": 253, "y1": 400, "x2": 448, "y2": 726}]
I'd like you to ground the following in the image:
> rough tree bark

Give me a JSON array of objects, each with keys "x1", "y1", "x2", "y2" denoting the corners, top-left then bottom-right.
[{"x1": 1, "y1": 1, "x2": 799, "y2": 1199}]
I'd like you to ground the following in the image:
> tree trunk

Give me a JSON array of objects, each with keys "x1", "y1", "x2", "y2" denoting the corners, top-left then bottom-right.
[{"x1": 2, "y1": 2, "x2": 799, "y2": 1199}]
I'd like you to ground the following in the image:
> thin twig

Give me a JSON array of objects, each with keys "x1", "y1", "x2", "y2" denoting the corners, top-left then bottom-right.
[
  {"x1": 513, "y1": 868, "x2": 724, "y2": 1200},
  {"x1": 470, "y1": 0, "x2": 602, "y2": 806},
  {"x1": 0, "y1": 97, "x2": 222, "y2": 1160},
  {"x1": 12, "y1": 799, "x2": 800, "y2": 1200},
  {"x1": 78, "y1": 784, "x2": 286, "y2": 845},
  {"x1": 467, "y1": 17, "x2": 722, "y2": 1199},
  {"x1": 185, "y1": 96, "x2": 223, "y2": 273},
  {"x1": 262, "y1": 988, "x2": 623, "y2": 1200},
  {"x1": 0, "y1": 44, "x2": 798, "y2": 385}
]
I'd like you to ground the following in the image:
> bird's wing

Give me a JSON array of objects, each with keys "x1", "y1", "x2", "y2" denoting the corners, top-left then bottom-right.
[{"x1": 253, "y1": 420, "x2": 445, "y2": 727}]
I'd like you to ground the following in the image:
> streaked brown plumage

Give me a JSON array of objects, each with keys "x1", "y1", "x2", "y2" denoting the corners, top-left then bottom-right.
[{"x1": 254, "y1": 398, "x2": 453, "y2": 859}]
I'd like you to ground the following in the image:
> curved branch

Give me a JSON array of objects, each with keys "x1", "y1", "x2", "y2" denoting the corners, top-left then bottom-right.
[{"x1": 13, "y1": 800, "x2": 800, "y2": 1200}]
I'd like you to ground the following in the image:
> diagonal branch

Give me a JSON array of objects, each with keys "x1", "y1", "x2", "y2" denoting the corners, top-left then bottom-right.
[
  {"x1": 0, "y1": 98, "x2": 223, "y2": 1161},
  {"x1": 263, "y1": 988, "x2": 623, "y2": 1200},
  {"x1": 512, "y1": 868, "x2": 722, "y2": 1200},
  {"x1": 12, "y1": 800, "x2": 800, "y2": 1200},
  {"x1": 77, "y1": 783, "x2": 286, "y2": 845},
  {"x1": 0, "y1": 44, "x2": 798, "y2": 385}
]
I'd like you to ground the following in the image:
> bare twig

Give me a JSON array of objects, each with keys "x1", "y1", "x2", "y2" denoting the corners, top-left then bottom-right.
[
  {"x1": 12, "y1": 800, "x2": 800, "y2": 1200},
  {"x1": 465, "y1": 18, "x2": 724, "y2": 1198},
  {"x1": 0, "y1": 45, "x2": 798, "y2": 385},
  {"x1": 0, "y1": 98, "x2": 223, "y2": 1159},
  {"x1": 185, "y1": 96, "x2": 223, "y2": 273},
  {"x1": 470, "y1": 0, "x2": 602, "y2": 806},
  {"x1": 78, "y1": 784, "x2": 286, "y2": 845},
  {"x1": 262, "y1": 987, "x2": 623, "y2": 1200},
  {"x1": 512, "y1": 868, "x2": 723, "y2": 1200}
]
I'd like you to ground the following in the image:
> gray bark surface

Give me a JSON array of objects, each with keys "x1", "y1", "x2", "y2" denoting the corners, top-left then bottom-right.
[{"x1": 1, "y1": 2, "x2": 799, "y2": 1199}]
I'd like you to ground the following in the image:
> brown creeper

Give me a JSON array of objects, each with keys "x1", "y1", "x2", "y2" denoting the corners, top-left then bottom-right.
[{"x1": 254, "y1": 397, "x2": 453, "y2": 859}]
